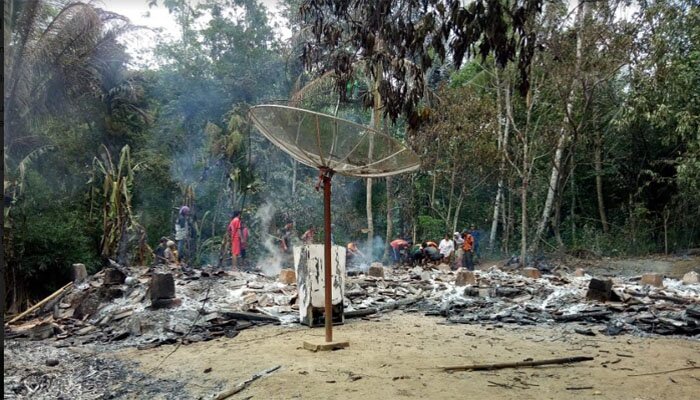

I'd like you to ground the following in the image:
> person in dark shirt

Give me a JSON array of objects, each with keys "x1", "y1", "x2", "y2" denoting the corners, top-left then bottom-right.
[{"x1": 469, "y1": 224, "x2": 481, "y2": 261}]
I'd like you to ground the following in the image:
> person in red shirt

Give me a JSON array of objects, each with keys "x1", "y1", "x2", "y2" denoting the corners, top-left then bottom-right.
[
  {"x1": 461, "y1": 230, "x2": 475, "y2": 271},
  {"x1": 227, "y1": 211, "x2": 242, "y2": 270}
]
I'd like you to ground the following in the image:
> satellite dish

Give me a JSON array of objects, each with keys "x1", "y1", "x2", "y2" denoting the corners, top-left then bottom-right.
[
  {"x1": 248, "y1": 105, "x2": 420, "y2": 177},
  {"x1": 248, "y1": 104, "x2": 420, "y2": 345}
]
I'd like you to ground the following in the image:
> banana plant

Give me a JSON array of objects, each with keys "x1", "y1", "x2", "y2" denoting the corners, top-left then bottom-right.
[{"x1": 90, "y1": 145, "x2": 146, "y2": 263}]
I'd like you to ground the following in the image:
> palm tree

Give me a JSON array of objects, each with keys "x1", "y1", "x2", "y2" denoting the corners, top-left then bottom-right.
[
  {"x1": 4, "y1": 0, "x2": 132, "y2": 156},
  {"x1": 4, "y1": 0, "x2": 139, "y2": 313}
]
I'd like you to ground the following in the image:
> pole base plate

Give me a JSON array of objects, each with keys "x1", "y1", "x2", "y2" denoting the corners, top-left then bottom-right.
[{"x1": 303, "y1": 340, "x2": 350, "y2": 352}]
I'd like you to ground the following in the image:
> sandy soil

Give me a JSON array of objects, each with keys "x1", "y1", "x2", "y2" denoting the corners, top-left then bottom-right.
[{"x1": 118, "y1": 312, "x2": 700, "y2": 400}]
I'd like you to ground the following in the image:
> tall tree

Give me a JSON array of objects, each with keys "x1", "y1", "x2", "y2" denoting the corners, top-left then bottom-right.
[{"x1": 299, "y1": 0, "x2": 542, "y2": 256}]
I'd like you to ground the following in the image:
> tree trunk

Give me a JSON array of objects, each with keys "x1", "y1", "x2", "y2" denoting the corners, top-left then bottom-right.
[
  {"x1": 445, "y1": 160, "x2": 457, "y2": 230},
  {"x1": 521, "y1": 144, "x2": 528, "y2": 268},
  {"x1": 490, "y1": 75, "x2": 510, "y2": 252},
  {"x1": 503, "y1": 180, "x2": 512, "y2": 255},
  {"x1": 571, "y1": 163, "x2": 576, "y2": 244},
  {"x1": 384, "y1": 176, "x2": 393, "y2": 261},
  {"x1": 663, "y1": 207, "x2": 669, "y2": 255},
  {"x1": 291, "y1": 160, "x2": 297, "y2": 196},
  {"x1": 366, "y1": 59, "x2": 383, "y2": 254},
  {"x1": 553, "y1": 176, "x2": 565, "y2": 250},
  {"x1": 594, "y1": 132, "x2": 609, "y2": 233},
  {"x1": 452, "y1": 191, "x2": 464, "y2": 234},
  {"x1": 430, "y1": 172, "x2": 437, "y2": 208},
  {"x1": 531, "y1": 1, "x2": 587, "y2": 253}
]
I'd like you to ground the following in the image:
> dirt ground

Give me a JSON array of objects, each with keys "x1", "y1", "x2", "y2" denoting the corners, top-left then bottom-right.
[
  {"x1": 119, "y1": 312, "x2": 700, "y2": 400},
  {"x1": 558, "y1": 255, "x2": 699, "y2": 279}
]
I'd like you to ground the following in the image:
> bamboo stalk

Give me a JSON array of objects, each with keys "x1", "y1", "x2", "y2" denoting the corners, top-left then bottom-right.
[
  {"x1": 6, "y1": 282, "x2": 73, "y2": 325},
  {"x1": 212, "y1": 365, "x2": 281, "y2": 400},
  {"x1": 441, "y1": 356, "x2": 594, "y2": 372}
]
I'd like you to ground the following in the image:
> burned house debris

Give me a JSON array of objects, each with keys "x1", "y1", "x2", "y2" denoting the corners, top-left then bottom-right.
[
  {"x1": 3, "y1": 256, "x2": 699, "y2": 399},
  {"x1": 5, "y1": 260, "x2": 699, "y2": 347}
]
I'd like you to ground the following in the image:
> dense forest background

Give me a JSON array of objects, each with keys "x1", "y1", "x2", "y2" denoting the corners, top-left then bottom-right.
[{"x1": 4, "y1": 0, "x2": 699, "y2": 312}]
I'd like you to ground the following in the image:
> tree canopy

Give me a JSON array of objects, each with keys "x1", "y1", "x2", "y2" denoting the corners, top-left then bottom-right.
[{"x1": 4, "y1": 0, "x2": 699, "y2": 311}]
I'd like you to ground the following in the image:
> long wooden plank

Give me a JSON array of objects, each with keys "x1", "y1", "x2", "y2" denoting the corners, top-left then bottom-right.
[{"x1": 6, "y1": 282, "x2": 73, "y2": 325}]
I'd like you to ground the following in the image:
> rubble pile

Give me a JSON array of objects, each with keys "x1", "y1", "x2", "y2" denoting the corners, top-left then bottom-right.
[
  {"x1": 4, "y1": 265, "x2": 293, "y2": 350},
  {"x1": 5, "y1": 261, "x2": 700, "y2": 351},
  {"x1": 344, "y1": 265, "x2": 700, "y2": 336}
]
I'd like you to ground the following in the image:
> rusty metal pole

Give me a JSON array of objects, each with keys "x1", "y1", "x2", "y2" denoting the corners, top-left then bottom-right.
[{"x1": 322, "y1": 168, "x2": 334, "y2": 342}]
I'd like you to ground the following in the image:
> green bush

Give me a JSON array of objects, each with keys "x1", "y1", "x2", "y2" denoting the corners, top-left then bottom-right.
[{"x1": 416, "y1": 215, "x2": 445, "y2": 242}]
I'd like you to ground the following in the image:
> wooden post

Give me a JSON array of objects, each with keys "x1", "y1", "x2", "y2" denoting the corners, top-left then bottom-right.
[
  {"x1": 322, "y1": 168, "x2": 334, "y2": 343},
  {"x1": 72, "y1": 263, "x2": 87, "y2": 283}
]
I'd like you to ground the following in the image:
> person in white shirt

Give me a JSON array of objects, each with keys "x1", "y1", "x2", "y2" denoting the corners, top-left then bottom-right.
[{"x1": 439, "y1": 233, "x2": 455, "y2": 264}]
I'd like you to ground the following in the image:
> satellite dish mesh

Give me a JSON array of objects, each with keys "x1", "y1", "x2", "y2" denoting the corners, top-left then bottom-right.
[{"x1": 248, "y1": 105, "x2": 420, "y2": 177}]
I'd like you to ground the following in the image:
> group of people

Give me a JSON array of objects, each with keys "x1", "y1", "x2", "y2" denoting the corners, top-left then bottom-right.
[
  {"x1": 157, "y1": 207, "x2": 481, "y2": 273},
  {"x1": 389, "y1": 225, "x2": 481, "y2": 271},
  {"x1": 154, "y1": 206, "x2": 193, "y2": 267},
  {"x1": 153, "y1": 206, "x2": 251, "y2": 270}
]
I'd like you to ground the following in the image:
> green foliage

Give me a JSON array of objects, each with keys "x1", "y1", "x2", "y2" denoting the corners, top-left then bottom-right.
[
  {"x1": 16, "y1": 206, "x2": 100, "y2": 278},
  {"x1": 416, "y1": 215, "x2": 445, "y2": 242}
]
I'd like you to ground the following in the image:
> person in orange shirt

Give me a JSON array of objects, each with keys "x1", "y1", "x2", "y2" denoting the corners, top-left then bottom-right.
[
  {"x1": 461, "y1": 230, "x2": 475, "y2": 271},
  {"x1": 346, "y1": 241, "x2": 365, "y2": 266},
  {"x1": 390, "y1": 237, "x2": 409, "y2": 265}
]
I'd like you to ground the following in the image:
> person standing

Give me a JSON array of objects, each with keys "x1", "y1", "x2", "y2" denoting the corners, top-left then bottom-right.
[
  {"x1": 227, "y1": 211, "x2": 242, "y2": 270},
  {"x1": 175, "y1": 206, "x2": 191, "y2": 263},
  {"x1": 462, "y1": 230, "x2": 475, "y2": 271},
  {"x1": 438, "y1": 233, "x2": 455, "y2": 264},
  {"x1": 470, "y1": 224, "x2": 481, "y2": 262},
  {"x1": 280, "y1": 223, "x2": 294, "y2": 268}
]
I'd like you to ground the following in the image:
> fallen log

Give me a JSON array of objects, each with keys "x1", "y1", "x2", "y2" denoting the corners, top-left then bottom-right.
[
  {"x1": 441, "y1": 356, "x2": 594, "y2": 372},
  {"x1": 6, "y1": 282, "x2": 74, "y2": 326},
  {"x1": 553, "y1": 311, "x2": 611, "y2": 322},
  {"x1": 378, "y1": 295, "x2": 424, "y2": 311},
  {"x1": 648, "y1": 294, "x2": 690, "y2": 304},
  {"x1": 211, "y1": 365, "x2": 281, "y2": 400},
  {"x1": 345, "y1": 295, "x2": 424, "y2": 319},
  {"x1": 345, "y1": 308, "x2": 378, "y2": 319},
  {"x1": 220, "y1": 311, "x2": 280, "y2": 324}
]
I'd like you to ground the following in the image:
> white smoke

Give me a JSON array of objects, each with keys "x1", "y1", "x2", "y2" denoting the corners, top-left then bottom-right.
[{"x1": 254, "y1": 203, "x2": 286, "y2": 276}]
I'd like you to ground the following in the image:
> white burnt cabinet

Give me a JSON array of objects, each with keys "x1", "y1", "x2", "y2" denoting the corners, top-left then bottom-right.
[{"x1": 293, "y1": 244, "x2": 345, "y2": 327}]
